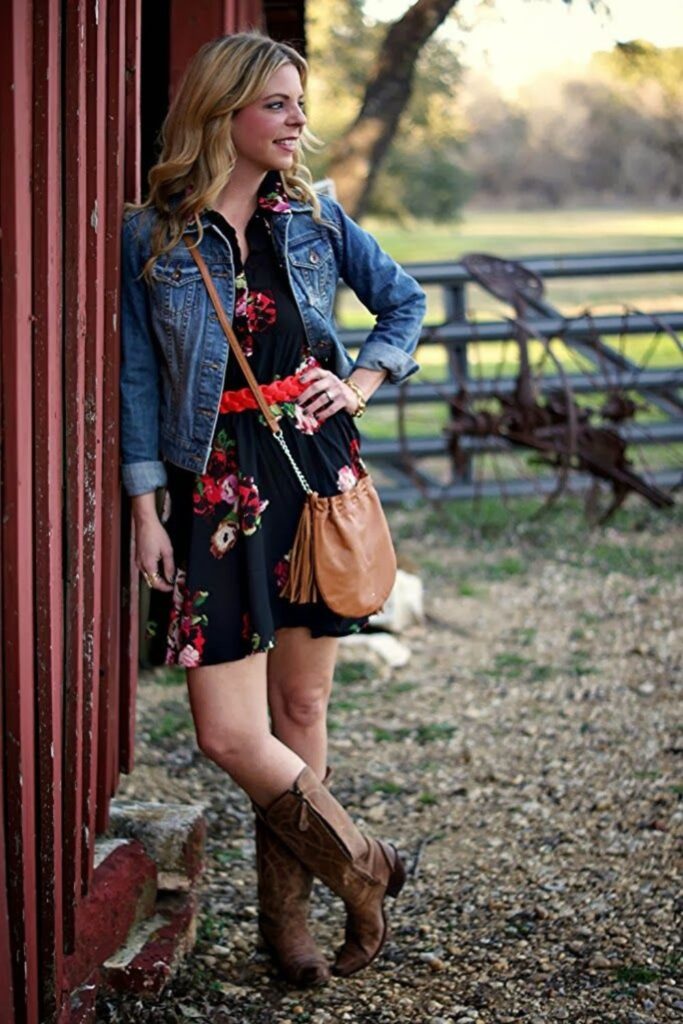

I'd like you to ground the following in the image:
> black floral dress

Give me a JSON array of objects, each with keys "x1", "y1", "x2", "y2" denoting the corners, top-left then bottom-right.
[{"x1": 148, "y1": 177, "x2": 369, "y2": 667}]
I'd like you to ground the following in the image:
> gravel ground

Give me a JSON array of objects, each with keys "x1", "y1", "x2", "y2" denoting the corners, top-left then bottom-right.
[{"x1": 97, "y1": 500, "x2": 682, "y2": 1024}]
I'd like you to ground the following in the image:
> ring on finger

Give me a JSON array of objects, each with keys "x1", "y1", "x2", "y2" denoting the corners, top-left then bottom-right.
[{"x1": 142, "y1": 571, "x2": 154, "y2": 587}]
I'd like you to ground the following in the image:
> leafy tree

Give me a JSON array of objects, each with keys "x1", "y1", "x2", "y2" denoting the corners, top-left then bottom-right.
[
  {"x1": 310, "y1": 0, "x2": 609, "y2": 218},
  {"x1": 308, "y1": 0, "x2": 468, "y2": 219}
]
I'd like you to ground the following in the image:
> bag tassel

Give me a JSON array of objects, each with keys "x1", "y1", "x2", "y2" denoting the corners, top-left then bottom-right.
[{"x1": 281, "y1": 497, "x2": 318, "y2": 604}]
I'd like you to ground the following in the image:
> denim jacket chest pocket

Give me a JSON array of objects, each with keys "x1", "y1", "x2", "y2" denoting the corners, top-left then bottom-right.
[
  {"x1": 149, "y1": 254, "x2": 231, "y2": 390},
  {"x1": 151, "y1": 255, "x2": 231, "y2": 318},
  {"x1": 287, "y1": 232, "x2": 335, "y2": 314}
]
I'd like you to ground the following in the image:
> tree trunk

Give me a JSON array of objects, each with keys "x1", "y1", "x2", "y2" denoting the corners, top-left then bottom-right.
[{"x1": 326, "y1": 0, "x2": 460, "y2": 219}]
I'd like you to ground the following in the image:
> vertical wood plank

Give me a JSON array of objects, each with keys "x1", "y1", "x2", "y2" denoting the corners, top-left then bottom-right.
[
  {"x1": 120, "y1": 0, "x2": 143, "y2": 774},
  {"x1": 81, "y1": 0, "x2": 108, "y2": 895},
  {"x1": 97, "y1": 0, "x2": 127, "y2": 830},
  {"x1": 62, "y1": 0, "x2": 88, "y2": 952},
  {"x1": 32, "y1": 0, "x2": 65, "y2": 1015},
  {"x1": 0, "y1": 1, "x2": 40, "y2": 1019},
  {"x1": 169, "y1": 0, "x2": 223, "y2": 94},
  {"x1": 0, "y1": 725, "x2": 14, "y2": 1023}
]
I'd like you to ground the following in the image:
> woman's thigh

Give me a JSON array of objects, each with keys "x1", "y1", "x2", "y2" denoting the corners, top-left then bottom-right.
[
  {"x1": 267, "y1": 627, "x2": 338, "y2": 726},
  {"x1": 186, "y1": 651, "x2": 270, "y2": 760}
]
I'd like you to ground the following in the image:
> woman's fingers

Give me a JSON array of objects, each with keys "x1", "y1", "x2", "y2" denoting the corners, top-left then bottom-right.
[
  {"x1": 137, "y1": 523, "x2": 175, "y2": 592},
  {"x1": 161, "y1": 545, "x2": 176, "y2": 590},
  {"x1": 297, "y1": 370, "x2": 354, "y2": 421}
]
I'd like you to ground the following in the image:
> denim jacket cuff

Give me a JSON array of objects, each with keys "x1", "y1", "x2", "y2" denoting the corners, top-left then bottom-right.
[
  {"x1": 353, "y1": 341, "x2": 420, "y2": 385},
  {"x1": 121, "y1": 460, "x2": 168, "y2": 497}
]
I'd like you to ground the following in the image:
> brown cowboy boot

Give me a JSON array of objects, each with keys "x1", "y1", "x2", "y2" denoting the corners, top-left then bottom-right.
[
  {"x1": 255, "y1": 765, "x2": 406, "y2": 978},
  {"x1": 254, "y1": 768, "x2": 332, "y2": 986}
]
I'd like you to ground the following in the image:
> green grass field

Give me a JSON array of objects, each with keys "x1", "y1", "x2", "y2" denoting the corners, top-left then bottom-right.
[{"x1": 340, "y1": 207, "x2": 683, "y2": 327}]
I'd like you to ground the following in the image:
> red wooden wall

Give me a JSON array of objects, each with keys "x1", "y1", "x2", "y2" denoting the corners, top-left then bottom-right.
[
  {"x1": 0, "y1": 2, "x2": 143, "y2": 1019},
  {"x1": 0, "y1": 1, "x2": 303, "y2": 1021}
]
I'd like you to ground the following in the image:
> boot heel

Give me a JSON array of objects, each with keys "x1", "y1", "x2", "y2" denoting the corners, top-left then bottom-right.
[{"x1": 386, "y1": 845, "x2": 406, "y2": 898}]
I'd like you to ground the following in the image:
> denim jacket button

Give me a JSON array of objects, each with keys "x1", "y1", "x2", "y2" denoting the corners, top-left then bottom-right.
[
  {"x1": 172, "y1": 269, "x2": 182, "y2": 281},
  {"x1": 309, "y1": 250, "x2": 320, "y2": 264}
]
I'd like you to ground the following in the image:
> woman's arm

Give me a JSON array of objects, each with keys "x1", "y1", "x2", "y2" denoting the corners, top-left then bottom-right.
[
  {"x1": 297, "y1": 199, "x2": 424, "y2": 421},
  {"x1": 324, "y1": 197, "x2": 426, "y2": 386},
  {"x1": 120, "y1": 213, "x2": 168, "y2": 497}
]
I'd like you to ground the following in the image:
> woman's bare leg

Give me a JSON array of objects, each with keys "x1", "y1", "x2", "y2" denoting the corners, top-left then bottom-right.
[
  {"x1": 266, "y1": 628, "x2": 338, "y2": 780},
  {"x1": 185, "y1": 651, "x2": 306, "y2": 807}
]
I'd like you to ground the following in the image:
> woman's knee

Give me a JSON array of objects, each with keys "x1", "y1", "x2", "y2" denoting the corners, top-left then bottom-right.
[
  {"x1": 276, "y1": 681, "x2": 331, "y2": 729},
  {"x1": 196, "y1": 725, "x2": 267, "y2": 768}
]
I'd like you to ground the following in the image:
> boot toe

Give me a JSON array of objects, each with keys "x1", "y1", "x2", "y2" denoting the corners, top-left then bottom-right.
[{"x1": 331, "y1": 910, "x2": 388, "y2": 977}]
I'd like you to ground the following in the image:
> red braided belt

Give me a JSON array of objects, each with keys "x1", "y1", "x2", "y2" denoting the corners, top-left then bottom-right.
[{"x1": 219, "y1": 371, "x2": 307, "y2": 414}]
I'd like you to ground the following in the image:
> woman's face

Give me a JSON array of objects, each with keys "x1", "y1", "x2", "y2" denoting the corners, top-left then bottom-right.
[{"x1": 230, "y1": 63, "x2": 307, "y2": 177}]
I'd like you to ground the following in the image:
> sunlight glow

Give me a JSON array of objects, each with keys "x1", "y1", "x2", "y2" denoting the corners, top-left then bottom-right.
[{"x1": 363, "y1": 0, "x2": 683, "y2": 95}]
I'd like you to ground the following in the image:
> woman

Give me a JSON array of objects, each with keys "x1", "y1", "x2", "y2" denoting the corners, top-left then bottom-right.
[{"x1": 120, "y1": 33, "x2": 425, "y2": 987}]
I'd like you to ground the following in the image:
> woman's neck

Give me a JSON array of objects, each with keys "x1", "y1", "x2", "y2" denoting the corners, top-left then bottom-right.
[{"x1": 214, "y1": 165, "x2": 266, "y2": 231}]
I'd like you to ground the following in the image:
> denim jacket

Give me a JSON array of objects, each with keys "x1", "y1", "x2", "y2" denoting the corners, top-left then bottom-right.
[{"x1": 120, "y1": 192, "x2": 425, "y2": 496}]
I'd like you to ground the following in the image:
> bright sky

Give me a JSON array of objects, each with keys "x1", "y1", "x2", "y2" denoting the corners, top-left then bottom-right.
[{"x1": 363, "y1": 0, "x2": 683, "y2": 94}]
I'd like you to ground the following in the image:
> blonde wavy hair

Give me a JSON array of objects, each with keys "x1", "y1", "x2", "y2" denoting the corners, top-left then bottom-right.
[{"x1": 131, "y1": 32, "x2": 321, "y2": 276}]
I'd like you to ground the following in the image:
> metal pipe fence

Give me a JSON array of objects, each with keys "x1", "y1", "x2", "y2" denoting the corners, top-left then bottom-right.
[{"x1": 340, "y1": 249, "x2": 683, "y2": 506}]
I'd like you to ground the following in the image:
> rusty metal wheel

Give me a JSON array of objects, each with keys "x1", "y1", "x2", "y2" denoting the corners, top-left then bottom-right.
[{"x1": 418, "y1": 254, "x2": 682, "y2": 524}]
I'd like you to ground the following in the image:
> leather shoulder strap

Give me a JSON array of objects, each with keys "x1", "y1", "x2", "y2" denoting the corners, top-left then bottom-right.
[{"x1": 183, "y1": 234, "x2": 280, "y2": 434}]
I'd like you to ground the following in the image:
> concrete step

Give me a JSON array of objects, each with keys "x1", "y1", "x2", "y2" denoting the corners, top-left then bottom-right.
[
  {"x1": 99, "y1": 890, "x2": 199, "y2": 996},
  {"x1": 62, "y1": 838, "x2": 158, "y2": 995},
  {"x1": 107, "y1": 800, "x2": 206, "y2": 890}
]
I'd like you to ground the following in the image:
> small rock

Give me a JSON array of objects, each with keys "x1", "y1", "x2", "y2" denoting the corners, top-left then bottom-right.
[
  {"x1": 210, "y1": 944, "x2": 233, "y2": 957},
  {"x1": 589, "y1": 954, "x2": 615, "y2": 969},
  {"x1": 371, "y1": 569, "x2": 424, "y2": 632}
]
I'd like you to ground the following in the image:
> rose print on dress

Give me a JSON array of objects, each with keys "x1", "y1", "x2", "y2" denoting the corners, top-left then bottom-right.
[
  {"x1": 194, "y1": 431, "x2": 238, "y2": 517},
  {"x1": 210, "y1": 514, "x2": 239, "y2": 558},
  {"x1": 273, "y1": 554, "x2": 290, "y2": 594},
  {"x1": 238, "y1": 476, "x2": 269, "y2": 535},
  {"x1": 336, "y1": 437, "x2": 367, "y2": 492},
  {"x1": 336, "y1": 465, "x2": 358, "y2": 493},
  {"x1": 257, "y1": 188, "x2": 291, "y2": 214},
  {"x1": 245, "y1": 290, "x2": 276, "y2": 334},
  {"x1": 166, "y1": 568, "x2": 209, "y2": 667},
  {"x1": 349, "y1": 437, "x2": 367, "y2": 478}
]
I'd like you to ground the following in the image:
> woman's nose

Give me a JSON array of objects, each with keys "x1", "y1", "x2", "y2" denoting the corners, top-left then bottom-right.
[{"x1": 288, "y1": 105, "x2": 306, "y2": 127}]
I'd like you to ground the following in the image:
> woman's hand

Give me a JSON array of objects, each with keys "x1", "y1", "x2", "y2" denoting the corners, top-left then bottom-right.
[
  {"x1": 132, "y1": 492, "x2": 175, "y2": 593},
  {"x1": 297, "y1": 367, "x2": 363, "y2": 423}
]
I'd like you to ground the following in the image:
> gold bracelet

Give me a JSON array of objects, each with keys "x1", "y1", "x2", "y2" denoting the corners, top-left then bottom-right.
[{"x1": 343, "y1": 377, "x2": 368, "y2": 418}]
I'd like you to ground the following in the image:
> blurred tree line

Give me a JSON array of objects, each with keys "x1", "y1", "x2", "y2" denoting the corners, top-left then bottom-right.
[
  {"x1": 307, "y1": 3, "x2": 683, "y2": 219},
  {"x1": 462, "y1": 41, "x2": 683, "y2": 208}
]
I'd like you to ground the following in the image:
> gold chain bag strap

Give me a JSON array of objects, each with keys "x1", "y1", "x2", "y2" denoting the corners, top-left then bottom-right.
[{"x1": 183, "y1": 235, "x2": 396, "y2": 618}]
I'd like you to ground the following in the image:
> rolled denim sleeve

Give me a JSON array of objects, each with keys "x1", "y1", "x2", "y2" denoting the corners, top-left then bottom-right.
[
  {"x1": 119, "y1": 214, "x2": 167, "y2": 496},
  {"x1": 324, "y1": 198, "x2": 425, "y2": 384}
]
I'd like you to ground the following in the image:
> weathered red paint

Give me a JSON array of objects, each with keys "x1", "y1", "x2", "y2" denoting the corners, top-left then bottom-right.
[
  {"x1": 119, "y1": 0, "x2": 143, "y2": 777},
  {"x1": 99, "y1": 892, "x2": 199, "y2": 996},
  {"x1": 62, "y1": 0, "x2": 89, "y2": 953},
  {"x1": 32, "y1": 0, "x2": 65, "y2": 1018},
  {"x1": 169, "y1": 0, "x2": 265, "y2": 96},
  {"x1": 0, "y1": 3, "x2": 41, "y2": 1020},
  {"x1": 81, "y1": 0, "x2": 108, "y2": 898},
  {"x1": 62, "y1": 842, "x2": 157, "y2": 995},
  {"x1": 97, "y1": 0, "x2": 128, "y2": 832}
]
